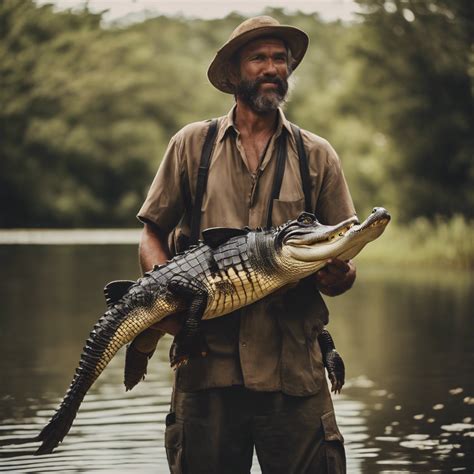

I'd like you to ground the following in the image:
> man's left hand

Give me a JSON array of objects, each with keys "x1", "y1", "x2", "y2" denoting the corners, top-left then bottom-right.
[{"x1": 315, "y1": 259, "x2": 356, "y2": 296}]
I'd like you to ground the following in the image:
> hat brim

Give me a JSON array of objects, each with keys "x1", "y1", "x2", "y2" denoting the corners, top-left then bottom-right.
[{"x1": 208, "y1": 25, "x2": 309, "y2": 94}]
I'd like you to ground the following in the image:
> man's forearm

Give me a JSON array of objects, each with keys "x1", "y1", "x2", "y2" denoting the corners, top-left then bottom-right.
[{"x1": 139, "y1": 222, "x2": 171, "y2": 272}]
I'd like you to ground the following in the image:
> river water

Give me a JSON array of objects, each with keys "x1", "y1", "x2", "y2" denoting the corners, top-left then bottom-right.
[{"x1": 0, "y1": 242, "x2": 473, "y2": 473}]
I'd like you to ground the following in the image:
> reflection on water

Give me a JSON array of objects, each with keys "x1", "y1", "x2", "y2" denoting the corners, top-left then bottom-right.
[{"x1": 0, "y1": 245, "x2": 473, "y2": 473}]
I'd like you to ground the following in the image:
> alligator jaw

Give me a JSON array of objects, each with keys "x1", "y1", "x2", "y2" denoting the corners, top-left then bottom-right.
[
  {"x1": 284, "y1": 215, "x2": 359, "y2": 246},
  {"x1": 282, "y1": 208, "x2": 390, "y2": 264}
]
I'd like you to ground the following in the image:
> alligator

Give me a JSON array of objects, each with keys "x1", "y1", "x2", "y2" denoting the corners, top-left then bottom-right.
[{"x1": 33, "y1": 208, "x2": 390, "y2": 455}]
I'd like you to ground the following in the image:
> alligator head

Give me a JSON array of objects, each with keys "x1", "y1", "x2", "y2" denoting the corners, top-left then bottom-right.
[{"x1": 275, "y1": 207, "x2": 391, "y2": 275}]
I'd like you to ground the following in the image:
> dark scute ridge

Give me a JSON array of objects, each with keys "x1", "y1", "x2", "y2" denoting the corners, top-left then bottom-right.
[
  {"x1": 103, "y1": 280, "x2": 135, "y2": 307},
  {"x1": 202, "y1": 227, "x2": 249, "y2": 248}
]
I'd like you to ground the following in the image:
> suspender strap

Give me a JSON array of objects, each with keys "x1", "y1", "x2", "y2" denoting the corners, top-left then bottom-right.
[
  {"x1": 266, "y1": 125, "x2": 312, "y2": 227},
  {"x1": 266, "y1": 130, "x2": 288, "y2": 228},
  {"x1": 189, "y1": 120, "x2": 310, "y2": 239},
  {"x1": 189, "y1": 118, "x2": 218, "y2": 245},
  {"x1": 291, "y1": 123, "x2": 312, "y2": 213}
]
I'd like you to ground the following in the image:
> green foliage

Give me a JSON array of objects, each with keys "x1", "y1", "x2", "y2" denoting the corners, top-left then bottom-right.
[
  {"x1": 358, "y1": 214, "x2": 474, "y2": 269},
  {"x1": 349, "y1": 0, "x2": 474, "y2": 221},
  {"x1": 0, "y1": 1, "x2": 471, "y2": 228}
]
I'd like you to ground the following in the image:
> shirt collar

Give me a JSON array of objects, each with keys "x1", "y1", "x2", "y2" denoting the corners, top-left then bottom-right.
[{"x1": 217, "y1": 104, "x2": 293, "y2": 142}]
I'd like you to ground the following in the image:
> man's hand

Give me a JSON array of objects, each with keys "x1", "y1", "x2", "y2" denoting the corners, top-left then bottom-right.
[{"x1": 314, "y1": 258, "x2": 356, "y2": 296}]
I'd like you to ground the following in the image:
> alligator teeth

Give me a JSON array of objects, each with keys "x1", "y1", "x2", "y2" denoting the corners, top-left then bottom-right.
[{"x1": 369, "y1": 220, "x2": 385, "y2": 228}]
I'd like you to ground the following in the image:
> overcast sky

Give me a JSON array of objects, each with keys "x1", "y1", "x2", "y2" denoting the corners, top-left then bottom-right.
[{"x1": 36, "y1": 0, "x2": 360, "y2": 23}]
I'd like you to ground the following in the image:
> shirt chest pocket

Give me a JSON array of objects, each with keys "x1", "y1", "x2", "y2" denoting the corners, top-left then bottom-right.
[{"x1": 271, "y1": 197, "x2": 305, "y2": 227}]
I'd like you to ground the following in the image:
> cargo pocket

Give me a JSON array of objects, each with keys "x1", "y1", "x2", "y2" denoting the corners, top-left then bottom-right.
[
  {"x1": 321, "y1": 411, "x2": 346, "y2": 474},
  {"x1": 165, "y1": 413, "x2": 184, "y2": 474}
]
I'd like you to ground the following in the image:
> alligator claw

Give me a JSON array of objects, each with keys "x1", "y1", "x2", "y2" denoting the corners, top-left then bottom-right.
[
  {"x1": 169, "y1": 331, "x2": 208, "y2": 368},
  {"x1": 171, "y1": 357, "x2": 189, "y2": 369}
]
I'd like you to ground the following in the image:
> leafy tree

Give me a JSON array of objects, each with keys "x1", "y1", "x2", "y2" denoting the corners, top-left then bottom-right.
[
  {"x1": 349, "y1": 0, "x2": 473, "y2": 220},
  {"x1": 1, "y1": 1, "x2": 470, "y2": 227}
]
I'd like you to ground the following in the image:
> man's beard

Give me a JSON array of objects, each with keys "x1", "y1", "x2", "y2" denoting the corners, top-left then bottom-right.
[{"x1": 236, "y1": 75, "x2": 288, "y2": 114}]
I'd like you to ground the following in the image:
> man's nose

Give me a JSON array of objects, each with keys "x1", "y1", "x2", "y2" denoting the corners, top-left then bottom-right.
[{"x1": 262, "y1": 59, "x2": 278, "y2": 75}]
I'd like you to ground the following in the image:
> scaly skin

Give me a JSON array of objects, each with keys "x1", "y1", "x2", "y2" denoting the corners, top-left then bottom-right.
[{"x1": 34, "y1": 208, "x2": 390, "y2": 455}]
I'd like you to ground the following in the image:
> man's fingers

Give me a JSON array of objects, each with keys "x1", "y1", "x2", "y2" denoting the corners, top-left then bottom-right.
[
  {"x1": 326, "y1": 258, "x2": 351, "y2": 274},
  {"x1": 315, "y1": 259, "x2": 356, "y2": 296},
  {"x1": 317, "y1": 266, "x2": 346, "y2": 285}
]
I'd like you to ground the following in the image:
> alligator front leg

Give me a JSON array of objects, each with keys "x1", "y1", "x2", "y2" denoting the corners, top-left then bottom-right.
[
  {"x1": 124, "y1": 328, "x2": 164, "y2": 391},
  {"x1": 318, "y1": 329, "x2": 345, "y2": 394},
  {"x1": 167, "y1": 276, "x2": 209, "y2": 368}
]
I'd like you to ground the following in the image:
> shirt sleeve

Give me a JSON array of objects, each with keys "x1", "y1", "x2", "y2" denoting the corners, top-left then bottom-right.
[
  {"x1": 137, "y1": 133, "x2": 186, "y2": 233},
  {"x1": 314, "y1": 143, "x2": 356, "y2": 225}
]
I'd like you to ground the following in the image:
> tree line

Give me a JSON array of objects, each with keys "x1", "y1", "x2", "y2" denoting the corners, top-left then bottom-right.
[{"x1": 1, "y1": 0, "x2": 472, "y2": 227}]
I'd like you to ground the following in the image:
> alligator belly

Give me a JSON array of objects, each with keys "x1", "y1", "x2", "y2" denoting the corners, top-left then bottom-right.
[
  {"x1": 203, "y1": 267, "x2": 284, "y2": 319},
  {"x1": 94, "y1": 296, "x2": 183, "y2": 376}
]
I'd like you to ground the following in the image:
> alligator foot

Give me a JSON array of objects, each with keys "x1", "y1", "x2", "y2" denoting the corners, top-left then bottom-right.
[
  {"x1": 124, "y1": 343, "x2": 155, "y2": 391},
  {"x1": 169, "y1": 331, "x2": 209, "y2": 368},
  {"x1": 167, "y1": 275, "x2": 208, "y2": 368},
  {"x1": 324, "y1": 349, "x2": 345, "y2": 394},
  {"x1": 318, "y1": 329, "x2": 345, "y2": 394}
]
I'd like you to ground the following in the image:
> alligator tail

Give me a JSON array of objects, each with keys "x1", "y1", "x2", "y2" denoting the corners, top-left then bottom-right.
[{"x1": 35, "y1": 298, "x2": 153, "y2": 455}]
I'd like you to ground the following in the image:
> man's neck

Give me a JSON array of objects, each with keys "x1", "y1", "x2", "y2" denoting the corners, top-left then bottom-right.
[{"x1": 234, "y1": 100, "x2": 278, "y2": 137}]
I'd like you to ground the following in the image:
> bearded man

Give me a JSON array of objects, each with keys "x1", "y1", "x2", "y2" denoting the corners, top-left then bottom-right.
[{"x1": 129, "y1": 16, "x2": 356, "y2": 473}]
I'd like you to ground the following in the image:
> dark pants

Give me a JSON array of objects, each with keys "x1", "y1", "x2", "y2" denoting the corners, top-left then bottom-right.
[{"x1": 165, "y1": 385, "x2": 346, "y2": 474}]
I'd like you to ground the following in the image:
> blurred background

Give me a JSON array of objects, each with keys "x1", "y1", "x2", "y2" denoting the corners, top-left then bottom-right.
[{"x1": 0, "y1": 1, "x2": 473, "y2": 472}]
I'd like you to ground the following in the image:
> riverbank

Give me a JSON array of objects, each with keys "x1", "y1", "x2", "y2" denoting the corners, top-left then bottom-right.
[{"x1": 358, "y1": 215, "x2": 474, "y2": 269}]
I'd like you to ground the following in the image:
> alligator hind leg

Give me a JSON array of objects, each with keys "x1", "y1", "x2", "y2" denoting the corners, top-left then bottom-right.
[
  {"x1": 167, "y1": 276, "x2": 209, "y2": 368},
  {"x1": 318, "y1": 329, "x2": 345, "y2": 394}
]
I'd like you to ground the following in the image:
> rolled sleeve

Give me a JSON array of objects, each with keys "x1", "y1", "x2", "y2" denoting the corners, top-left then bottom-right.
[
  {"x1": 315, "y1": 144, "x2": 356, "y2": 225},
  {"x1": 137, "y1": 134, "x2": 186, "y2": 233}
]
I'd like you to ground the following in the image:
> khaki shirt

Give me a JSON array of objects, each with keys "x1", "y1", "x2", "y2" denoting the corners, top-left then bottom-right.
[{"x1": 138, "y1": 106, "x2": 356, "y2": 396}]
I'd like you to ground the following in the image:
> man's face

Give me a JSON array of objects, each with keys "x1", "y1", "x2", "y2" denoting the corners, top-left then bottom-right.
[{"x1": 235, "y1": 38, "x2": 290, "y2": 114}]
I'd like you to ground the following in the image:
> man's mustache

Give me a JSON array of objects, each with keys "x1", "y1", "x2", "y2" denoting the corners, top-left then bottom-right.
[{"x1": 255, "y1": 76, "x2": 287, "y2": 88}]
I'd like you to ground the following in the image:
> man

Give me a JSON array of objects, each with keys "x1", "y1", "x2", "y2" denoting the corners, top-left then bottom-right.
[{"x1": 131, "y1": 16, "x2": 356, "y2": 473}]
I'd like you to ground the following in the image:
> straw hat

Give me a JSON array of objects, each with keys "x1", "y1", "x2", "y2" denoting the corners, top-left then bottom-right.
[{"x1": 207, "y1": 16, "x2": 309, "y2": 94}]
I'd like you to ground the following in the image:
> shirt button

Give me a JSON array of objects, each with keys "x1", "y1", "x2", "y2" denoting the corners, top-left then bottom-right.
[{"x1": 241, "y1": 342, "x2": 247, "y2": 347}]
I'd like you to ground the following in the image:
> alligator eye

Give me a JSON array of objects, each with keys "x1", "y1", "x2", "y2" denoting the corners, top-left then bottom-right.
[{"x1": 297, "y1": 212, "x2": 316, "y2": 225}]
